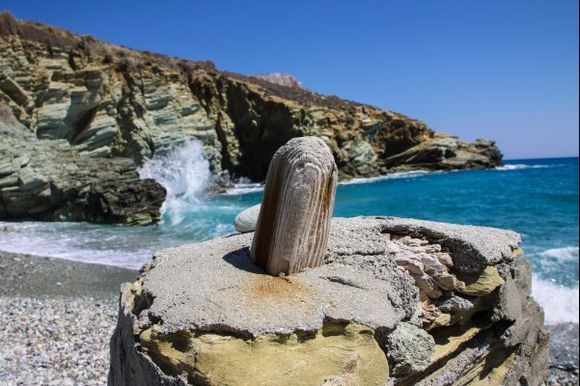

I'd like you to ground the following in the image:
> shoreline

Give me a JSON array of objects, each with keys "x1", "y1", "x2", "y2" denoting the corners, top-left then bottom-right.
[
  {"x1": 0, "y1": 251, "x2": 578, "y2": 385},
  {"x1": 0, "y1": 250, "x2": 137, "y2": 299},
  {"x1": 220, "y1": 161, "x2": 565, "y2": 196}
]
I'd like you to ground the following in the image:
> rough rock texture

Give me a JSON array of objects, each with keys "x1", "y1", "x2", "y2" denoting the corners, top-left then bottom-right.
[
  {"x1": 383, "y1": 134, "x2": 502, "y2": 172},
  {"x1": 385, "y1": 322, "x2": 435, "y2": 377},
  {"x1": 109, "y1": 217, "x2": 548, "y2": 385},
  {"x1": 0, "y1": 13, "x2": 502, "y2": 223},
  {"x1": 251, "y1": 137, "x2": 338, "y2": 275},
  {"x1": 139, "y1": 321, "x2": 389, "y2": 386},
  {"x1": 0, "y1": 104, "x2": 165, "y2": 224},
  {"x1": 253, "y1": 73, "x2": 304, "y2": 89}
]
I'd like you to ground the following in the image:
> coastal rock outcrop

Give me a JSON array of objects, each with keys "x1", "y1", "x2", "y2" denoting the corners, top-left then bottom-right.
[
  {"x1": 383, "y1": 134, "x2": 502, "y2": 172},
  {"x1": 0, "y1": 101, "x2": 165, "y2": 224},
  {"x1": 109, "y1": 217, "x2": 548, "y2": 385},
  {"x1": 0, "y1": 13, "x2": 502, "y2": 223}
]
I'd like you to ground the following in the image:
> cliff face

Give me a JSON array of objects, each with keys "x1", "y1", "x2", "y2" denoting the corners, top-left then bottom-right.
[
  {"x1": 0, "y1": 104, "x2": 166, "y2": 224},
  {"x1": 0, "y1": 13, "x2": 501, "y2": 224}
]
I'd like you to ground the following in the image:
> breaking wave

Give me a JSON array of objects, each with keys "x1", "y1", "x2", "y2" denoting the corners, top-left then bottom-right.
[
  {"x1": 138, "y1": 140, "x2": 211, "y2": 226},
  {"x1": 540, "y1": 246, "x2": 579, "y2": 262},
  {"x1": 532, "y1": 275, "x2": 579, "y2": 324}
]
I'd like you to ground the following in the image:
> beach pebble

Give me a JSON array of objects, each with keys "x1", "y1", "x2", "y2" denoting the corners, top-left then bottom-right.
[
  {"x1": 0, "y1": 296, "x2": 116, "y2": 385},
  {"x1": 234, "y1": 204, "x2": 261, "y2": 233}
]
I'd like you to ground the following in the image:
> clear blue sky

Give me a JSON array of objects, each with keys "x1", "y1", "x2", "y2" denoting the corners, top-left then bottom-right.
[{"x1": 3, "y1": 0, "x2": 579, "y2": 159}]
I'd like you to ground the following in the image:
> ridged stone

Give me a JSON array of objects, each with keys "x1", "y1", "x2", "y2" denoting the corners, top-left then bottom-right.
[{"x1": 251, "y1": 136, "x2": 338, "y2": 276}]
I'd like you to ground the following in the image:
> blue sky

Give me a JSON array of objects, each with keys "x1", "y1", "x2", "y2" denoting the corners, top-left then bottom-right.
[{"x1": 3, "y1": 0, "x2": 578, "y2": 159}]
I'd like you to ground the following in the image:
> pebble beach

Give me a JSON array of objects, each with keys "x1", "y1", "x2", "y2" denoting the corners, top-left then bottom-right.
[
  {"x1": 0, "y1": 250, "x2": 577, "y2": 385},
  {"x1": 0, "y1": 297, "x2": 116, "y2": 385},
  {"x1": 0, "y1": 251, "x2": 135, "y2": 385}
]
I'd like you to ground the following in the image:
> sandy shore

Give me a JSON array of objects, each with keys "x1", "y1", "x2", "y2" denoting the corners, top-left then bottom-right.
[{"x1": 0, "y1": 250, "x2": 577, "y2": 385}]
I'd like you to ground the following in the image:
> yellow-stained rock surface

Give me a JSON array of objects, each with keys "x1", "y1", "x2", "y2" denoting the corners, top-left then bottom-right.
[
  {"x1": 432, "y1": 325, "x2": 483, "y2": 363},
  {"x1": 454, "y1": 349, "x2": 517, "y2": 386},
  {"x1": 140, "y1": 323, "x2": 389, "y2": 386},
  {"x1": 457, "y1": 266, "x2": 504, "y2": 297}
]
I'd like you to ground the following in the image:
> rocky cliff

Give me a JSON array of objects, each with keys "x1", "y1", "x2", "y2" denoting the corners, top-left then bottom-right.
[{"x1": 0, "y1": 13, "x2": 502, "y2": 224}]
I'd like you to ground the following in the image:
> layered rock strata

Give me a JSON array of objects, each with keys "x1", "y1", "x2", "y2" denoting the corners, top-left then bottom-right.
[
  {"x1": 0, "y1": 13, "x2": 501, "y2": 223},
  {"x1": 109, "y1": 217, "x2": 548, "y2": 385},
  {"x1": 0, "y1": 104, "x2": 164, "y2": 224}
]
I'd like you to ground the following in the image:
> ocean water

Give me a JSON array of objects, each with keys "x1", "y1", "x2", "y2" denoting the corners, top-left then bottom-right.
[{"x1": 0, "y1": 141, "x2": 578, "y2": 324}]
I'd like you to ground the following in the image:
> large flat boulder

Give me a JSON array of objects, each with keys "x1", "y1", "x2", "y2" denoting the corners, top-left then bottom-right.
[{"x1": 109, "y1": 217, "x2": 548, "y2": 385}]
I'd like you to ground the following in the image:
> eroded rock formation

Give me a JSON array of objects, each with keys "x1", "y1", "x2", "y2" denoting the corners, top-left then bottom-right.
[
  {"x1": 251, "y1": 137, "x2": 337, "y2": 275},
  {"x1": 0, "y1": 104, "x2": 165, "y2": 224},
  {"x1": 0, "y1": 13, "x2": 502, "y2": 223},
  {"x1": 109, "y1": 217, "x2": 548, "y2": 385}
]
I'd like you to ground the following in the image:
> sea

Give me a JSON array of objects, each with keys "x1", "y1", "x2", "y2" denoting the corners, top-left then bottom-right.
[{"x1": 1, "y1": 140, "x2": 578, "y2": 325}]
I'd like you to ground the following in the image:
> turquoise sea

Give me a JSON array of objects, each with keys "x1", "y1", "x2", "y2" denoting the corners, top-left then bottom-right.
[{"x1": 0, "y1": 143, "x2": 578, "y2": 325}]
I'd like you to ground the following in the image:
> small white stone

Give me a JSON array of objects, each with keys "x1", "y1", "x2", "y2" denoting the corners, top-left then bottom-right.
[{"x1": 234, "y1": 204, "x2": 261, "y2": 233}]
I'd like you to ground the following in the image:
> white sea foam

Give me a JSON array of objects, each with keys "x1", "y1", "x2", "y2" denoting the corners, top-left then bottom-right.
[
  {"x1": 138, "y1": 140, "x2": 211, "y2": 225},
  {"x1": 339, "y1": 170, "x2": 434, "y2": 185},
  {"x1": 214, "y1": 223, "x2": 235, "y2": 235},
  {"x1": 0, "y1": 141, "x2": 233, "y2": 267},
  {"x1": 494, "y1": 164, "x2": 559, "y2": 171},
  {"x1": 540, "y1": 246, "x2": 579, "y2": 262},
  {"x1": 220, "y1": 170, "x2": 436, "y2": 196},
  {"x1": 221, "y1": 182, "x2": 264, "y2": 196},
  {"x1": 0, "y1": 221, "x2": 153, "y2": 269},
  {"x1": 532, "y1": 275, "x2": 579, "y2": 325}
]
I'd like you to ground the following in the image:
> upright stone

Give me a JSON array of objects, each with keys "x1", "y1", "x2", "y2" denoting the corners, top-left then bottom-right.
[{"x1": 251, "y1": 136, "x2": 338, "y2": 276}]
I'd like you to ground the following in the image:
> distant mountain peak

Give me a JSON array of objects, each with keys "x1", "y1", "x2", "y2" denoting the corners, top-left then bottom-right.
[{"x1": 253, "y1": 73, "x2": 304, "y2": 89}]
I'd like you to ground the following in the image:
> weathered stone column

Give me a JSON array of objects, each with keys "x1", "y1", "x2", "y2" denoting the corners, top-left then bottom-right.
[{"x1": 251, "y1": 136, "x2": 338, "y2": 276}]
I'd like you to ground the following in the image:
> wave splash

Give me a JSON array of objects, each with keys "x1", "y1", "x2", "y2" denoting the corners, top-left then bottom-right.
[
  {"x1": 532, "y1": 275, "x2": 579, "y2": 325},
  {"x1": 138, "y1": 140, "x2": 211, "y2": 225},
  {"x1": 540, "y1": 246, "x2": 579, "y2": 262}
]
